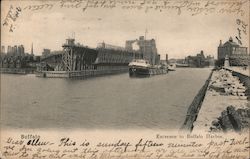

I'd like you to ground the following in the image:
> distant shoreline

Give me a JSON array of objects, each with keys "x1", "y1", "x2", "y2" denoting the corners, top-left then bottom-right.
[{"x1": 0, "y1": 68, "x2": 35, "y2": 74}]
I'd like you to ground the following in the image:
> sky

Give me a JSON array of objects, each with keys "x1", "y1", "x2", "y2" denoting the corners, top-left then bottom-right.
[{"x1": 1, "y1": 0, "x2": 249, "y2": 59}]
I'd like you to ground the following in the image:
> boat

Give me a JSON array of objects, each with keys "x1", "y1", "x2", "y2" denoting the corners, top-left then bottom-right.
[
  {"x1": 128, "y1": 59, "x2": 167, "y2": 77},
  {"x1": 176, "y1": 63, "x2": 189, "y2": 67},
  {"x1": 168, "y1": 63, "x2": 176, "y2": 71},
  {"x1": 128, "y1": 31, "x2": 167, "y2": 77},
  {"x1": 128, "y1": 59, "x2": 151, "y2": 77}
]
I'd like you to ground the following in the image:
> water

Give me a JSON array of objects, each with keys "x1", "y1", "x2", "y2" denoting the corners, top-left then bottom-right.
[{"x1": 1, "y1": 68, "x2": 211, "y2": 130}]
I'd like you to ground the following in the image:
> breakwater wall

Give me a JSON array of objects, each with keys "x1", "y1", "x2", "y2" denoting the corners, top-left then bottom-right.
[{"x1": 181, "y1": 69, "x2": 214, "y2": 132}]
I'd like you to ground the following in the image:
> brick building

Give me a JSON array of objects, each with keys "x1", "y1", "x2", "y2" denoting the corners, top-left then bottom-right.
[{"x1": 217, "y1": 37, "x2": 248, "y2": 66}]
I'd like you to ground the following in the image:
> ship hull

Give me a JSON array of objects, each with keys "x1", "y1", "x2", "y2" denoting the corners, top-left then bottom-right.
[
  {"x1": 176, "y1": 63, "x2": 189, "y2": 67},
  {"x1": 129, "y1": 66, "x2": 150, "y2": 77},
  {"x1": 129, "y1": 66, "x2": 167, "y2": 77}
]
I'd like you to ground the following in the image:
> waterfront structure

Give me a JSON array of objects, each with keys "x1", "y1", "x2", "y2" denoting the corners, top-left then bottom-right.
[
  {"x1": 60, "y1": 38, "x2": 98, "y2": 72},
  {"x1": 95, "y1": 42, "x2": 142, "y2": 69},
  {"x1": 1, "y1": 56, "x2": 24, "y2": 68},
  {"x1": 185, "y1": 50, "x2": 214, "y2": 67},
  {"x1": 217, "y1": 37, "x2": 248, "y2": 66},
  {"x1": 41, "y1": 39, "x2": 143, "y2": 72},
  {"x1": 37, "y1": 37, "x2": 146, "y2": 77}
]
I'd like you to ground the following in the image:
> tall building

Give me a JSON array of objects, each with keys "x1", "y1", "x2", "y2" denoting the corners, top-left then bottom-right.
[
  {"x1": 125, "y1": 36, "x2": 159, "y2": 65},
  {"x1": 1, "y1": 46, "x2": 5, "y2": 53},
  {"x1": 17, "y1": 45, "x2": 25, "y2": 56},
  {"x1": 13, "y1": 45, "x2": 18, "y2": 55},
  {"x1": 7, "y1": 45, "x2": 12, "y2": 54},
  {"x1": 42, "y1": 49, "x2": 51, "y2": 57},
  {"x1": 138, "y1": 36, "x2": 158, "y2": 65}
]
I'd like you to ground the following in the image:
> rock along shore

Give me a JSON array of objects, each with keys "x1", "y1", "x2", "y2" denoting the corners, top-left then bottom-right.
[
  {"x1": 182, "y1": 67, "x2": 250, "y2": 133},
  {"x1": 193, "y1": 68, "x2": 249, "y2": 132}
]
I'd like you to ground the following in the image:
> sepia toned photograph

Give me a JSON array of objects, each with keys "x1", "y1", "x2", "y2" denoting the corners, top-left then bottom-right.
[{"x1": 0, "y1": 0, "x2": 249, "y2": 158}]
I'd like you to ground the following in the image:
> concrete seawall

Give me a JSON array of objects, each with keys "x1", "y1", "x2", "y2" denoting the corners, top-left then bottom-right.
[
  {"x1": 181, "y1": 67, "x2": 250, "y2": 132},
  {"x1": 181, "y1": 69, "x2": 214, "y2": 131},
  {"x1": 191, "y1": 68, "x2": 249, "y2": 132}
]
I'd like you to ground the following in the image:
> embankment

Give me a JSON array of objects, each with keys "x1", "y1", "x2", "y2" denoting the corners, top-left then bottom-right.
[
  {"x1": 181, "y1": 67, "x2": 250, "y2": 132},
  {"x1": 191, "y1": 68, "x2": 249, "y2": 132},
  {"x1": 180, "y1": 69, "x2": 214, "y2": 131}
]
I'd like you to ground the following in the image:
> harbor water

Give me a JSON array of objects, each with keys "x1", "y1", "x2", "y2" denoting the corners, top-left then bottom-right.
[{"x1": 1, "y1": 68, "x2": 211, "y2": 130}]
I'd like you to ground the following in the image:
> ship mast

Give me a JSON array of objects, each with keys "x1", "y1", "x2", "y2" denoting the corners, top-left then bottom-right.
[{"x1": 144, "y1": 29, "x2": 147, "y2": 60}]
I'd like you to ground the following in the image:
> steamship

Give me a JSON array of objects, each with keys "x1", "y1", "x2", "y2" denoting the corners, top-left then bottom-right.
[
  {"x1": 128, "y1": 35, "x2": 167, "y2": 77},
  {"x1": 128, "y1": 59, "x2": 151, "y2": 76}
]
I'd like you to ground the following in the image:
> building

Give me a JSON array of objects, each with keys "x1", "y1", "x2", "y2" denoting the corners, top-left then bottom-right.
[
  {"x1": 1, "y1": 46, "x2": 5, "y2": 53},
  {"x1": 207, "y1": 55, "x2": 215, "y2": 66},
  {"x1": 17, "y1": 45, "x2": 25, "y2": 56},
  {"x1": 217, "y1": 37, "x2": 248, "y2": 66},
  {"x1": 7, "y1": 45, "x2": 12, "y2": 54},
  {"x1": 185, "y1": 50, "x2": 214, "y2": 67},
  {"x1": 39, "y1": 38, "x2": 144, "y2": 71},
  {"x1": 13, "y1": 45, "x2": 18, "y2": 55},
  {"x1": 137, "y1": 36, "x2": 158, "y2": 65},
  {"x1": 5, "y1": 45, "x2": 25, "y2": 56},
  {"x1": 0, "y1": 44, "x2": 40, "y2": 69},
  {"x1": 125, "y1": 36, "x2": 160, "y2": 65},
  {"x1": 42, "y1": 49, "x2": 51, "y2": 57},
  {"x1": 96, "y1": 42, "x2": 142, "y2": 67}
]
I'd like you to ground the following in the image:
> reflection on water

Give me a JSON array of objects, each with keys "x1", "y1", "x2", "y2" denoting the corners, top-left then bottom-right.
[{"x1": 1, "y1": 68, "x2": 211, "y2": 130}]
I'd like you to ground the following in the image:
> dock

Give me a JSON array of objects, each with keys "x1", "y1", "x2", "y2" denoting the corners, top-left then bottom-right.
[
  {"x1": 0, "y1": 68, "x2": 35, "y2": 74},
  {"x1": 36, "y1": 68, "x2": 128, "y2": 78}
]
